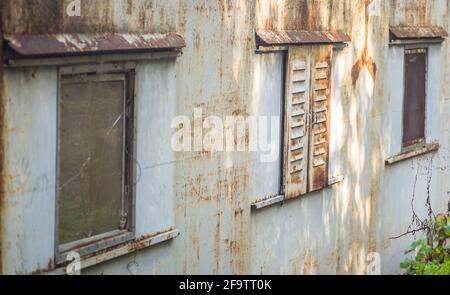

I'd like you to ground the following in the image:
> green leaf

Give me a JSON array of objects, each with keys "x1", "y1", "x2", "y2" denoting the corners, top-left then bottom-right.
[
  {"x1": 400, "y1": 260, "x2": 412, "y2": 269},
  {"x1": 409, "y1": 240, "x2": 423, "y2": 251}
]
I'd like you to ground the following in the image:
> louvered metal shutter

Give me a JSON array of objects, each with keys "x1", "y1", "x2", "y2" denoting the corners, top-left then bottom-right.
[{"x1": 283, "y1": 45, "x2": 332, "y2": 198}]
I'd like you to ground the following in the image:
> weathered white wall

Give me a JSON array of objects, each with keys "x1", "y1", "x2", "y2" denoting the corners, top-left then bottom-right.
[
  {"x1": 134, "y1": 60, "x2": 177, "y2": 238},
  {"x1": 2, "y1": 67, "x2": 57, "y2": 274},
  {"x1": 0, "y1": 0, "x2": 449, "y2": 275}
]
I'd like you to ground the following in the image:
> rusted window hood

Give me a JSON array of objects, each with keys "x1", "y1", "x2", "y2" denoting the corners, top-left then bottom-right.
[
  {"x1": 4, "y1": 33, "x2": 186, "y2": 58},
  {"x1": 255, "y1": 30, "x2": 351, "y2": 47},
  {"x1": 390, "y1": 26, "x2": 448, "y2": 40}
]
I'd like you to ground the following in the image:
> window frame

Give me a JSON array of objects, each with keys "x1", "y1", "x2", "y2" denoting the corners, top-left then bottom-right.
[
  {"x1": 279, "y1": 51, "x2": 288, "y2": 196},
  {"x1": 55, "y1": 64, "x2": 136, "y2": 265},
  {"x1": 401, "y1": 47, "x2": 428, "y2": 151}
]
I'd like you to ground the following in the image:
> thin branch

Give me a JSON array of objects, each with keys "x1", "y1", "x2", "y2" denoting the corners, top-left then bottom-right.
[{"x1": 389, "y1": 227, "x2": 428, "y2": 240}]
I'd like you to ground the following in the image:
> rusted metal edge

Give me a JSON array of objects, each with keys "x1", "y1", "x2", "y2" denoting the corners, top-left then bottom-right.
[
  {"x1": 390, "y1": 26, "x2": 448, "y2": 40},
  {"x1": 56, "y1": 231, "x2": 135, "y2": 265},
  {"x1": 43, "y1": 229, "x2": 180, "y2": 275},
  {"x1": 4, "y1": 33, "x2": 186, "y2": 58},
  {"x1": 251, "y1": 195, "x2": 285, "y2": 210},
  {"x1": 389, "y1": 38, "x2": 445, "y2": 46},
  {"x1": 385, "y1": 143, "x2": 440, "y2": 166},
  {"x1": 255, "y1": 43, "x2": 347, "y2": 54},
  {"x1": 255, "y1": 46, "x2": 288, "y2": 54},
  {"x1": 5, "y1": 51, "x2": 181, "y2": 68},
  {"x1": 255, "y1": 30, "x2": 351, "y2": 48},
  {"x1": 251, "y1": 175, "x2": 344, "y2": 211},
  {"x1": 328, "y1": 175, "x2": 344, "y2": 186}
]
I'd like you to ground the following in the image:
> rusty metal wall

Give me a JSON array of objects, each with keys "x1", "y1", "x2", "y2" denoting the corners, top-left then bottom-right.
[{"x1": 0, "y1": 0, "x2": 449, "y2": 275}]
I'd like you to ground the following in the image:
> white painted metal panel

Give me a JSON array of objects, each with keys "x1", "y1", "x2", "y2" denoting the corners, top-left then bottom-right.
[{"x1": 2, "y1": 67, "x2": 57, "y2": 274}]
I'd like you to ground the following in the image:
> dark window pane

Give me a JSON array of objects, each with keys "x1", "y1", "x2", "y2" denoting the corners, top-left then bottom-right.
[
  {"x1": 403, "y1": 49, "x2": 427, "y2": 147},
  {"x1": 59, "y1": 75, "x2": 125, "y2": 245}
]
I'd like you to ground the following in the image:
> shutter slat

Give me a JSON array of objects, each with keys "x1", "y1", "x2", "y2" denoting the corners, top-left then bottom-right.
[{"x1": 315, "y1": 95, "x2": 327, "y2": 102}]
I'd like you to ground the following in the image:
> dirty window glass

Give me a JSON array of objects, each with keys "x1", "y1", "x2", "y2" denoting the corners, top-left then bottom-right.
[
  {"x1": 403, "y1": 48, "x2": 427, "y2": 147},
  {"x1": 58, "y1": 74, "x2": 126, "y2": 245}
]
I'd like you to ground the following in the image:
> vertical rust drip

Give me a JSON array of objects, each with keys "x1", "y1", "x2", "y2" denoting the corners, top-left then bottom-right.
[{"x1": 351, "y1": 0, "x2": 377, "y2": 86}]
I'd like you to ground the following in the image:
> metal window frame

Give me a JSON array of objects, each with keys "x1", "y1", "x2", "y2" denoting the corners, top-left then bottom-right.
[
  {"x1": 55, "y1": 63, "x2": 136, "y2": 265},
  {"x1": 279, "y1": 51, "x2": 288, "y2": 196},
  {"x1": 401, "y1": 47, "x2": 428, "y2": 151}
]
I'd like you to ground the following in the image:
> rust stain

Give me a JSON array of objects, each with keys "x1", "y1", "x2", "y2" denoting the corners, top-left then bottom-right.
[
  {"x1": 194, "y1": 33, "x2": 201, "y2": 51},
  {"x1": 351, "y1": 0, "x2": 377, "y2": 86},
  {"x1": 31, "y1": 258, "x2": 55, "y2": 275},
  {"x1": 2, "y1": 0, "x2": 180, "y2": 35},
  {"x1": 301, "y1": 250, "x2": 319, "y2": 275},
  {"x1": 214, "y1": 210, "x2": 221, "y2": 275}
]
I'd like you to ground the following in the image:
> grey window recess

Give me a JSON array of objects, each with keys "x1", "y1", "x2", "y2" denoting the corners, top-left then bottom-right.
[
  {"x1": 385, "y1": 27, "x2": 446, "y2": 165},
  {"x1": 253, "y1": 30, "x2": 351, "y2": 203},
  {"x1": 3, "y1": 33, "x2": 186, "y2": 67},
  {"x1": 56, "y1": 70, "x2": 136, "y2": 264},
  {"x1": 2, "y1": 32, "x2": 186, "y2": 266},
  {"x1": 402, "y1": 48, "x2": 427, "y2": 149}
]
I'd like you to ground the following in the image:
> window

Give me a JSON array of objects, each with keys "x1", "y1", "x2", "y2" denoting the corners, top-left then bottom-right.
[
  {"x1": 282, "y1": 45, "x2": 333, "y2": 199},
  {"x1": 57, "y1": 70, "x2": 135, "y2": 262},
  {"x1": 402, "y1": 48, "x2": 427, "y2": 148}
]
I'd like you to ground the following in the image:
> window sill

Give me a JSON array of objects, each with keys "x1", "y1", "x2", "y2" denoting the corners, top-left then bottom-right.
[
  {"x1": 57, "y1": 230, "x2": 135, "y2": 265},
  {"x1": 46, "y1": 228, "x2": 180, "y2": 275},
  {"x1": 251, "y1": 175, "x2": 344, "y2": 211},
  {"x1": 385, "y1": 143, "x2": 440, "y2": 166}
]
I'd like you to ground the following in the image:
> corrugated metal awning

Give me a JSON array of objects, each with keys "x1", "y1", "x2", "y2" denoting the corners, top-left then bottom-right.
[
  {"x1": 255, "y1": 30, "x2": 351, "y2": 47},
  {"x1": 4, "y1": 33, "x2": 186, "y2": 57},
  {"x1": 389, "y1": 26, "x2": 448, "y2": 40}
]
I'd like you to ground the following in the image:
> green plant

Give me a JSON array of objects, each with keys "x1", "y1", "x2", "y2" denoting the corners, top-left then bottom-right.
[{"x1": 400, "y1": 214, "x2": 450, "y2": 275}]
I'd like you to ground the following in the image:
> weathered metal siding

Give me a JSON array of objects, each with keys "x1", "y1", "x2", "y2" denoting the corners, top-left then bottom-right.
[
  {"x1": 2, "y1": 68, "x2": 57, "y2": 274},
  {"x1": 0, "y1": 0, "x2": 4, "y2": 276},
  {"x1": 0, "y1": 0, "x2": 449, "y2": 275}
]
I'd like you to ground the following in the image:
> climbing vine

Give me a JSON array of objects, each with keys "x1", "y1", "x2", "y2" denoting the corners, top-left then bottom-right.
[{"x1": 392, "y1": 152, "x2": 450, "y2": 275}]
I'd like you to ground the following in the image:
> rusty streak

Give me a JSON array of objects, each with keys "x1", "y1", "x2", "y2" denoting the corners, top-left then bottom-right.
[{"x1": 351, "y1": 0, "x2": 377, "y2": 86}]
